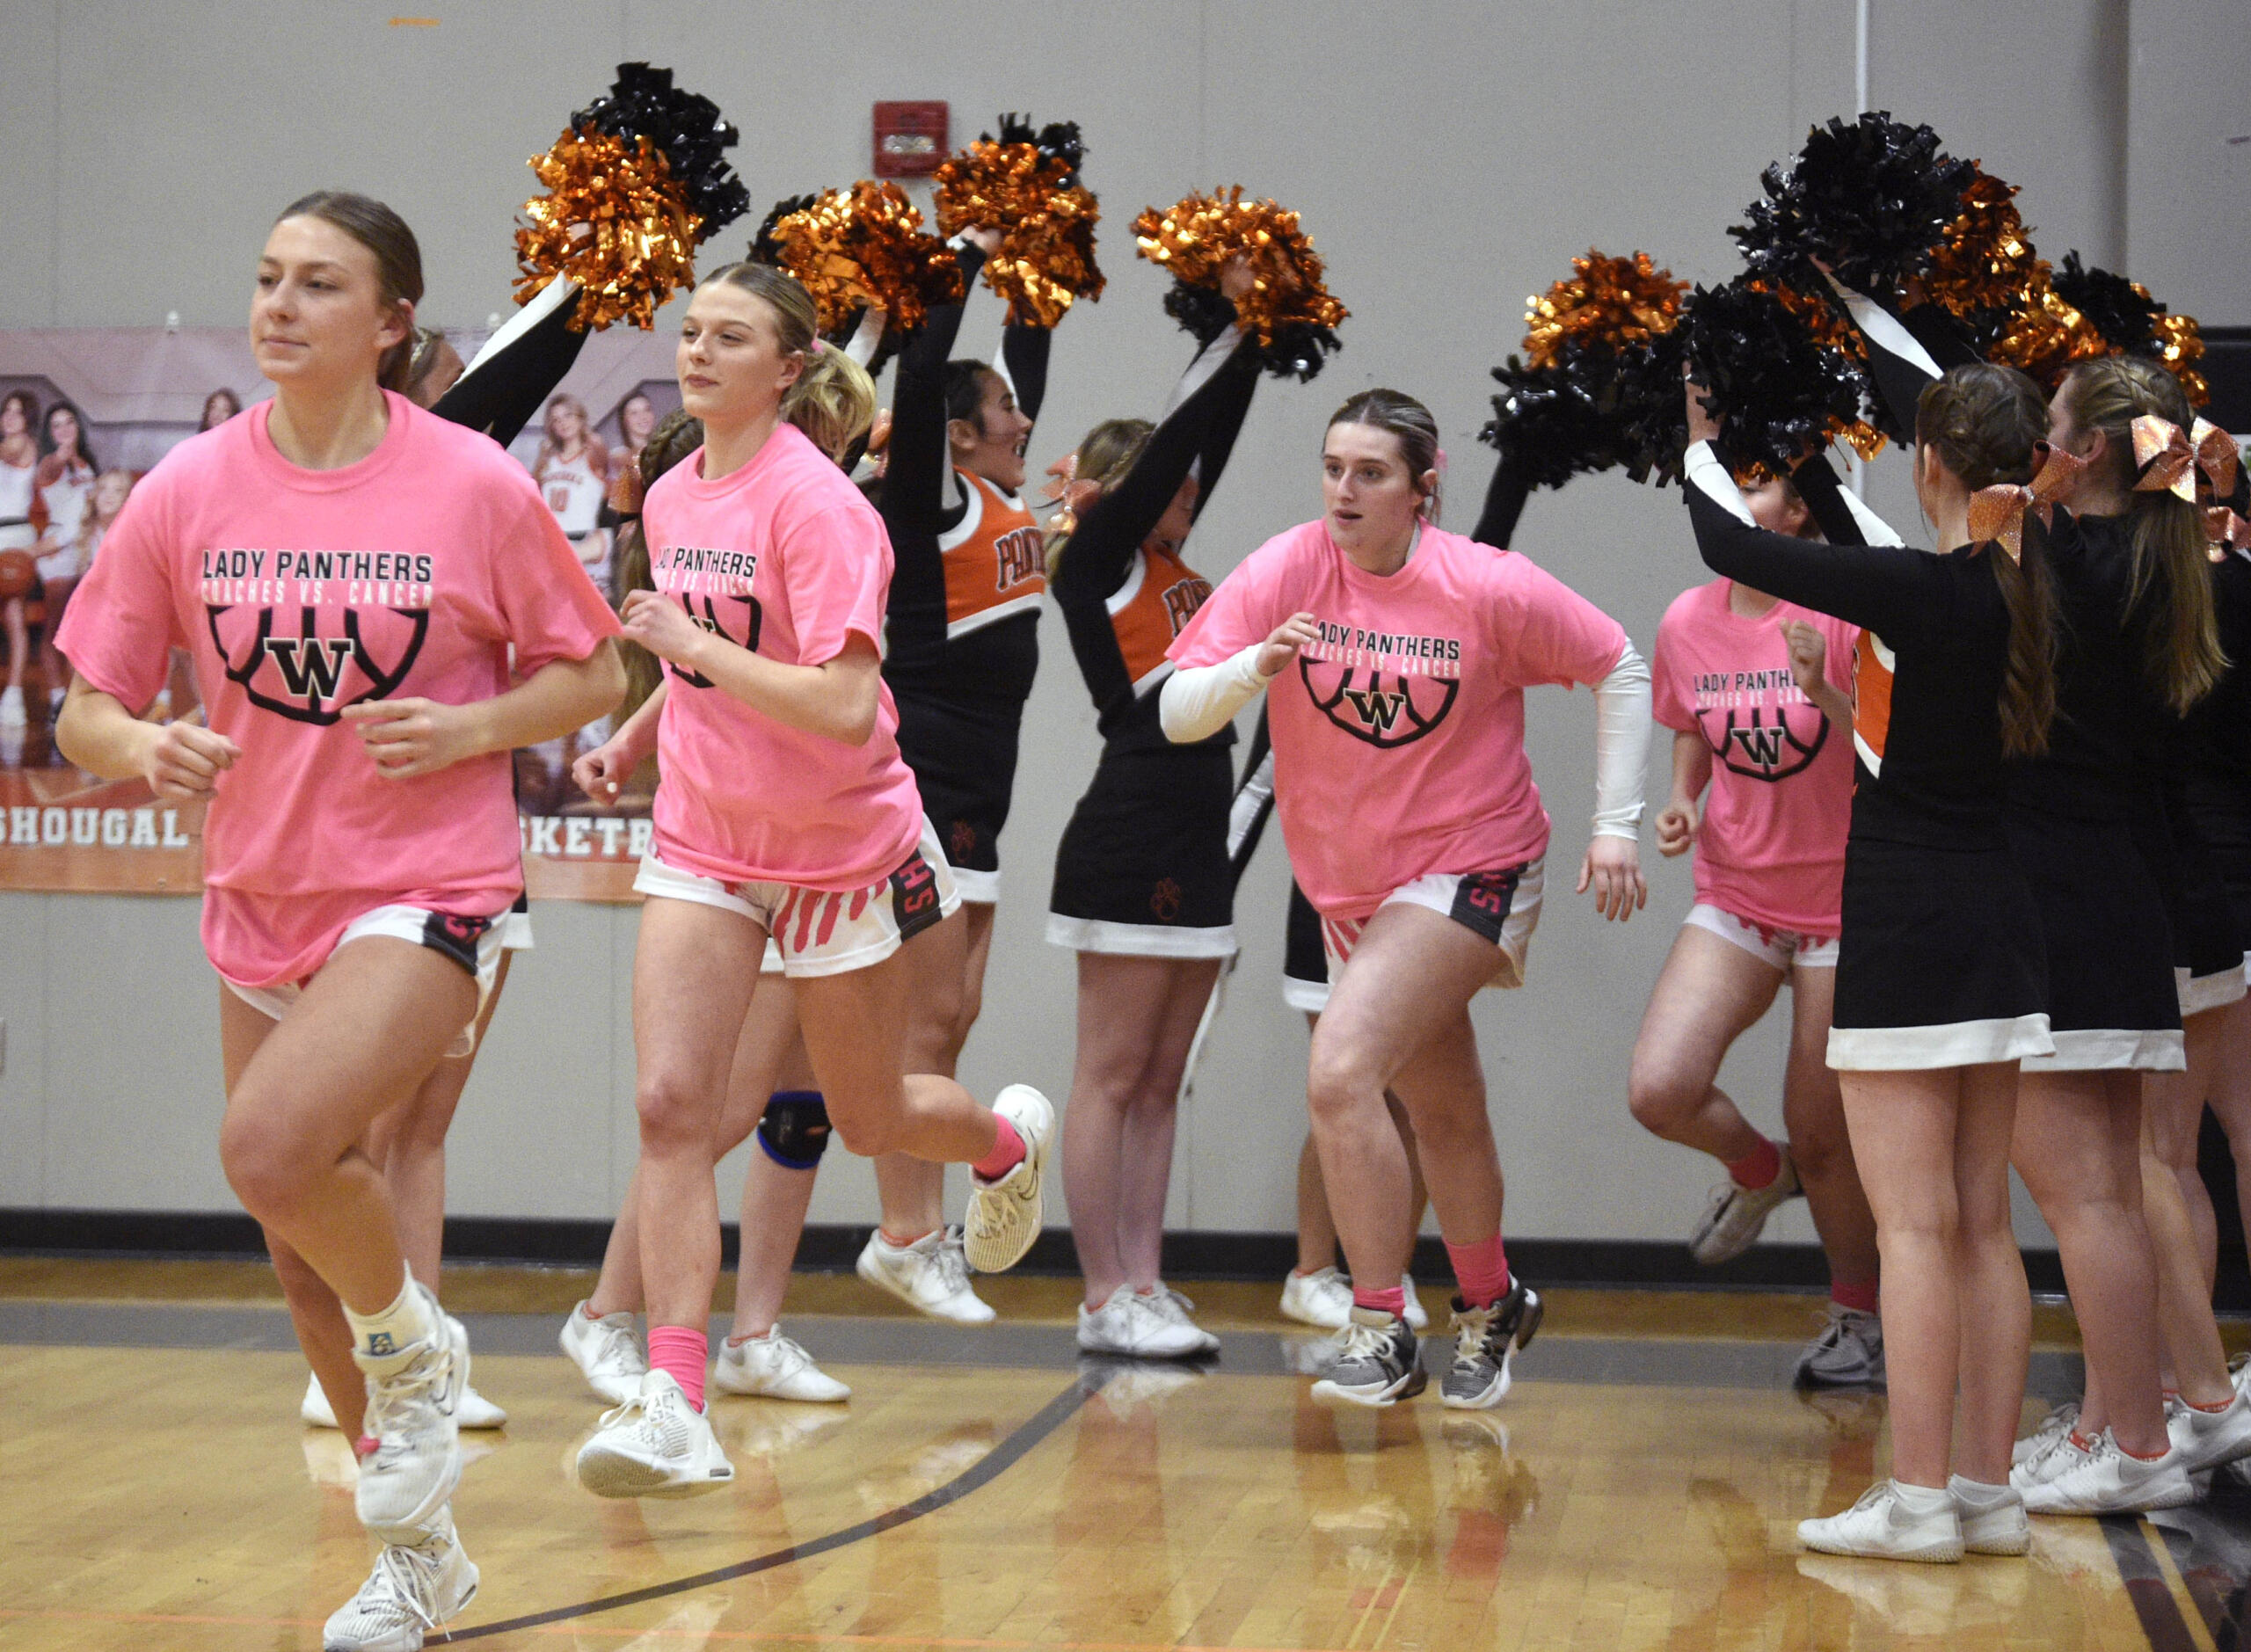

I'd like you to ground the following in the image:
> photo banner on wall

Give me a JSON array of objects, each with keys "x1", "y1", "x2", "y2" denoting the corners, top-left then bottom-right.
[{"x1": 0, "y1": 324, "x2": 677, "y2": 900}]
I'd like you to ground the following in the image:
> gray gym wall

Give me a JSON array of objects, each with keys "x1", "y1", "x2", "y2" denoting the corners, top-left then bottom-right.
[{"x1": 1, "y1": 1, "x2": 2244, "y2": 1254}]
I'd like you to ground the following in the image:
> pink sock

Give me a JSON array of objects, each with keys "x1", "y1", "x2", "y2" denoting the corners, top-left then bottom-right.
[
  {"x1": 1352, "y1": 1284, "x2": 1407, "y2": 1319},
  {"x1": 1446, "y1": 1233, "x2": 1511, "y2": 1309},
  {"x1": 1725, "y1": 1137, "x2": 1782, "y2": 1191},
  {"x1": 1831, "y1": 1277, "x2": 1879, "y2": 1315},
  {"x1": 971, "y1": 1114, "x2": 1025, "y2": 1182},
  {"x1": 646, "y1": 1325, "x2": 708, "y2": 1412}
]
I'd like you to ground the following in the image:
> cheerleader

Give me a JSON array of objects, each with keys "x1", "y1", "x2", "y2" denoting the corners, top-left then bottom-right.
[
  {"x1": 1826, "y1": 283, "x2": 2215, "y2": 1514},
  {"x1": 1163, "y1": 388, "x2": 1651, "y2": 1407},
  {"x1": 54, "y1": 191, "x2": 623, "y2": 1647},
  {"x1": 1045, "y1": 264, "x2": 1269, "y2": 1358},
  {"x1": 855, "y1": 222, "x2": 1056, "y2": 1320},
  {"x1": 0, "y1": 389, "x2": 40, "y2": 728},
  {"x1": 572, "y1": 261, "x2": 1052, "y2": 1497},
  {"x1": 1628, "y1": 466, "x2": 1883, "y2": 1386},
  {"x1": 1679, "y1": 359, "x2": 2061, "y2": 1560},
  {"x1": 2011, "y1": 360, "x2": 2251, "y2": 1489}
]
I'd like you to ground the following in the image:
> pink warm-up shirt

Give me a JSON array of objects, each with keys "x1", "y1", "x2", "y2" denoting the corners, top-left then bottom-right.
[
  {"x1": 643, "y1": 421, "x2": 924, "y2": 891},
  {"x1": 1170, "y1": 519, "x2": 1628, "y2": 920},
  {"x1": 1651, "y1": 579, "x2": 1856, "y2": 935},
  {"x1": 57, "y1": 393, "x2": 621, "y2": 985}
]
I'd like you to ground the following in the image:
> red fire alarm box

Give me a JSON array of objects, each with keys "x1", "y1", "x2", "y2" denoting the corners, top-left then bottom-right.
[{"x1": 873, "y1": 101, "x2": 949, "y2": 178}]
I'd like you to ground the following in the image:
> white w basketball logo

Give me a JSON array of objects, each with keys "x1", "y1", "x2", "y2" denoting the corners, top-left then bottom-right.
[
  {"x1": 263, "y1": 636, "x2": 354, "y2": 701},
  {"x1": 1340, "y1": 684, "x2": 1409, "y2": 733}
]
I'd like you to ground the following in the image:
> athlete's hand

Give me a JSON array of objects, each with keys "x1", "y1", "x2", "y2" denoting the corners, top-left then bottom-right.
[
  {"x1": 341, "y1": 697, "x2": 485, "y2": 779},
  {"x1": 620, "y1": 589, "x2": 708, "y2": 671},
  {"x1": 572, "y1": 739, "x2": 635, "y2": 804},
  {"x1": 962, "y1": 225, "x2": 1003, "y2": 257},
  {"x1": 1683, "y1": 360, "x2": 1723, "y2": 447},
  {"x1": 1256, "y1": 612, "x2": 1319, "y2": 678},
  {"x1": 142, "y1": 718, "x2": 238, "y2": 802},
  {"x1": 1779, "y1": 618, "x2": 1828, "y2": 695},
  {"x1": 1653, "y1": 799, "x2": 1700, "y2": 857},
  {"x1": 1577, "y1": 833, "x2": 1647, "y2": 921}
]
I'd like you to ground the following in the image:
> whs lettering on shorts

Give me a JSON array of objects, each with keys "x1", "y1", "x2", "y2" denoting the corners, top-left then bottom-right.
[
  {"x1": 1690, "y1": 668, "x2": 1829, "y2": 781},
  {"x1": 1298, "y1": 620, "x2": 1461, "y2": 747},
  {"x1": 199, "y1": 547, "x2": 436, "y2": 725},
  {"x1": 654, "y1": 543, "x2": 762, "y2": 688}
]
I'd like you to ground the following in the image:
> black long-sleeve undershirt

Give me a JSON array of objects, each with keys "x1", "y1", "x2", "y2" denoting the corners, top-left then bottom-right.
[
  {"x1": 1052, "y1": 328, "x2": 1261, "y2": 751},
  {"x1": 429, "y1": 277, "x2": 589, "y2": 449}
]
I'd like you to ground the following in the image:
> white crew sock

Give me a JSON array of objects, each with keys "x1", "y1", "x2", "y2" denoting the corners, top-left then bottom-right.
[
  {"x1": 1947, "y1": 1475, "x2": 2016, "y2": 1510},
  {"x1": 344, "y1": 1266, "x2": 435, "y2": 1363},
  {"x1": 1890, "y1": 1481, "x2": 1955, "y2": 1517}
]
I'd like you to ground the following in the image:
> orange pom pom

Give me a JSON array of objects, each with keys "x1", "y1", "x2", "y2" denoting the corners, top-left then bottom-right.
[
  {"x1": 1522, "y1": 251, "x2": 1687, "y2": 370},
  {"x1": 761, "y1": 181, "x2": 964, "y2": 334},
  {"x1": 514, "y1": 126, "x2": 700, "y2": 331},
  {"x1": 1132, "y1": 188, "x2": 1348, "y2": 354}
]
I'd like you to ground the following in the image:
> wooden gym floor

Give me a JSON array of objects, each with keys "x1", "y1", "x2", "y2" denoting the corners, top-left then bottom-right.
[{"x1": 0, "y1": 1259, "x2": 2244, "y2": 1651}]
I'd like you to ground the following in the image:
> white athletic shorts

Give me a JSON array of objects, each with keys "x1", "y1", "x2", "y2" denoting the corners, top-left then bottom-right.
[
  {"x1": 1684, "y1": 902, "x2": 1839, "y2": 970},
  {"x1": 634, "y1": 816, "x2": 959, "y2": 979},
  {"x1": 222, "y1": 904, "x2": 507, "y2": 1060},
  {"x1": 1322, "y1": 858, "x2": 1544, "y2": 991}
]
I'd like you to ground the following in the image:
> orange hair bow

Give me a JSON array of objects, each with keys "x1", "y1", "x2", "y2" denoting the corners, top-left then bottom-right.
[
  {"x1": 2132, "y1": 414, "x2": 2239, "y2": 503},
  {"x1": 1967, "y1": 442, "x2": 2087, "y2": 562},
  {"x1": 2207, "y1": 506, "x2": 2251, "y2": 557}
]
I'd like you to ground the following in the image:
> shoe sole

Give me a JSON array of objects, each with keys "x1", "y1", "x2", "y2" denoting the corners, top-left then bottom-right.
[
  {"x1": 1797, "y1": 1529, "x2": 1963, "y2": 1562},
  {"x1": 855, "y1": 1250, "x2": 997, "y2": 1324},
  {"x1": 1312, "y1": 1365, "x2": 1428, "y2": 1408},
  {"x1": 576, "y1": 1446, "x2": 736, "y2": 1500},
  {"x1": 1964, "y1": 1532, "x2": 2032, "y2": 1556},
  {"x1": 965, "y1": 1091, "x2": 1052, "y2": 1273},
  {"x1": 711, "y1": 1372, "x2": 851, "y2": 1403},
  {"x1": 2022, "y1": 1482, "x2": 2201, "y2": 1516},
  {"x1": 1279, "y1": 1299, "x2": 1351, "y2": 1330}
]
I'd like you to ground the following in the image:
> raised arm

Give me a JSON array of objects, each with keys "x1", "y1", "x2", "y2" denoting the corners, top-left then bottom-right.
[
  {"x1": 1471, "y1": 450, "x2": 1531, "y2": 549},
  {"x1": 1686, "y1": 442, "x2": 1938, "y2": 645},
  {"x1": 431, "y1": 277, "x2": 589, "y2": 448},
  {"x1": 1053, "y1": 327, "x2": 1260, "y2": 604},
  {"x1": 999, "y1": 316, "x2": 1051, "y2": 427}
]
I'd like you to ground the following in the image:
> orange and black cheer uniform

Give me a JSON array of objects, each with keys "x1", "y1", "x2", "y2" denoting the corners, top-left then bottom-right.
[
  {"x1": 880, "y1": 241, "x2": 1052, "y2": 901},
  {"x1": 1046, "y1": 324, "x2": 1260, "y2": 957}
]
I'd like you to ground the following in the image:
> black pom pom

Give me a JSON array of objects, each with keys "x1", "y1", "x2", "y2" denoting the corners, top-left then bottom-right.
[
  {"x1": 748, "y1": 193, "x2": 819, "y2": 266},
  {"x1": 1482, "y1": 330, "x2": 1689, "y2": 491},
  {"x1": 574, "y1": 62, "x2": 751, "y2": 235},
  {"x1": 1732, "y1": 112, "x2": 1973, "y2": 296},
  {"x1": 1159, "y1": 281, "x2": 1337, "y2": 381},
  {"x1": 990, "y1": 113, "x2": 1087, "y2": 186},
  {"x1": 2051, "y1": 251, "x2": 2161, "y2": 355},
  {"x1": 1680, "y1": 279, "x2": 1864, "y2": 471}
]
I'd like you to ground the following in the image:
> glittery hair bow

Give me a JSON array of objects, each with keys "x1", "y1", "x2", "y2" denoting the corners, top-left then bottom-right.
[
  {"x1": 2207, "y1": 506, "x2": 2251, "y2": 556},
  {"x1": 1966, "y1": 441, "x2": 2087, "y2": 562},
  {"x1": 2131, "y1": 413, "x2": 2237, "y2": 502}
]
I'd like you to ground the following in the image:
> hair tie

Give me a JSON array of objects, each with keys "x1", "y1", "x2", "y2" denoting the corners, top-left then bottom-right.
[
  {"x1": 807, "y1": 337, "x2": 827, "y2": 357},
  {"x1": 1967, "y1": 441, "x2": 2086, "y2": 563}
]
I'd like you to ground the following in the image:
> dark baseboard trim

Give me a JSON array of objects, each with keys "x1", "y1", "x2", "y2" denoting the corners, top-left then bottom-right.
[{"x1": 0, "y1": 1207, "x2": 2138, "y2": 1299}]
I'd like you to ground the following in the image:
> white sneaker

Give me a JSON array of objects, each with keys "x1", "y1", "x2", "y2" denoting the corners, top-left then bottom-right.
[
  {"x1": 1076, "y1": 1285, "x2": 1213, "y2": 1359},
  {"x1": 575, "y1": 1370, "x2": 735, "y2": 1499},
  {"x1": 0, "y1": 686, "x2": 22, "y2": 729},
  {"x1": 1797, "y1": 1480, "x2": 1963, "y2": 1562},
  {"x1": 2168, "y1": 1388, "x2": 2251, "y2": 1476},
  {"x1": 965, "y1": 1085, "x2": 1053, "y2": 1273},
  {"x1": 1401, "y1": 1274, "x2": 1429, "y2": 1333},
  {"x1": 353, "y1": 1292, "x2": 465, "y2": 1540},
  {"x1": 1280, "y1": 1267, "x2": 1352, "y2": 1329},
  {"x1": 1689, "y1": 1146, "x2": 1800, "y2": 1265},
  {"x1": 559, "y1": 1300, "x2": 646, "y2": 1405},
  {"x1": 1141, "y1": 1284, "x2": 1220, "y2": 1355},
  {"x1": 324, "y1": 1510, "x2": 478, "y2": 1651},
  {"x1": 1948, "y1": 1476, "x2": 2030, "y2": 1556},
  {"x1": 856, "y1": 1226, "x2": 995, "y2": 1323},
  {"x1": 2017, "y1": 1428, "x2": 2198, "y2": 1515},
  {"x1": 713, "y1": 1327, "x2": 850, "y2": 1402},
  {"x1": 304, "y1": 1369, "x2": 505, "y2": 1431},
  {"x1": 2013, "y1": 1401, "x2": 2080, "y2": 1467}
]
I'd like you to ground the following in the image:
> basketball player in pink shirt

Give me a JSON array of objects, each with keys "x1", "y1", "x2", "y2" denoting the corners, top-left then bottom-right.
[
  {"x1": 1630, "y1": 472, "x2": 1883, "y2": 1386},
  {"x1": 572, "y1": 262, "x2": 1053, "y2": 1499},
  {"x1": 1162, "y1": 389, "x2": 1651, "y2": 1407},
  {"x1": 55, "y1": 192, "x2": 624, "y2": 1648}
]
